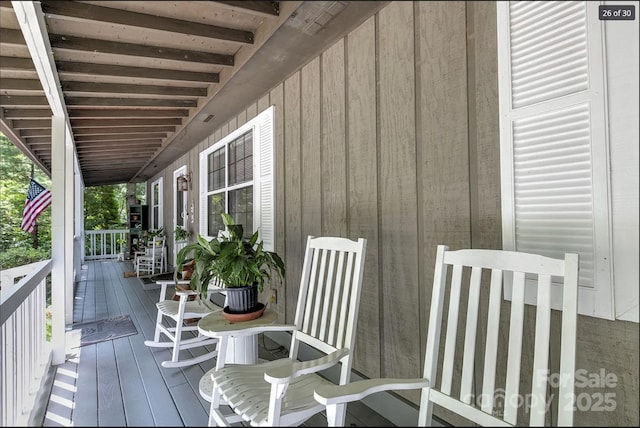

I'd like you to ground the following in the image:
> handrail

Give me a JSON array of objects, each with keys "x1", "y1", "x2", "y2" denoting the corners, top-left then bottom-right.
[
  {"x1": 85, "y1": 229, "x2": 129, "y2": 260},
  {"x1": 0, "y1": 261, "x2": 46, "y2": 294},
  {"x1": 0, "y1": 259, "x2": 52, "y2": 426}
]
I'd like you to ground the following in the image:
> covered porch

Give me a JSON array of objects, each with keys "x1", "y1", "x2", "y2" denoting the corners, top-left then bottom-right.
[
  {"x1": 1, "y1": 1, "x2": 638, "y2": 427},
  {"x1": 40, "y1": 259, "x2": 394, "y2": 427}
]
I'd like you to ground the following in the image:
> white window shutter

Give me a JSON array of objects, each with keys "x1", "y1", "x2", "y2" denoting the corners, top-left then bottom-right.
[
  {"x1": 158, "y1": 177, "x2": 163, "y2": 229},
  {"x1": 199, "y1": 151, "x2": 209, "y2": 239},
  {"x1": 254, "y1": 106, "x2": 275, "y2": 251},
  {"x1": 497, "y1": 1, "x2": 613, "y2": 318}
]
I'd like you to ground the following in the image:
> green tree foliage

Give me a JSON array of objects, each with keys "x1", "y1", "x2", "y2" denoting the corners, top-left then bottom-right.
[
  {"x1": 0, "y1": 134, "x2": 51, "y2": 253},
  {"x1": 84, "y1": 185, "x2": 127, "y2": 230},
  {"x1": 1, "y1": 133, "x2": 129, "y2": 269}
]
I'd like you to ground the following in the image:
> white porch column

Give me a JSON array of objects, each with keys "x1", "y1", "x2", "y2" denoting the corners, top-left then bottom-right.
[
  {"x1": 64, "y1": 126, "x2": 74, "y2": 325},
  {"x1": 75, "y1": 161, "x2": 84, "y2": 281},
  {"x1": 13, "y1": 0, "x2": 76, "y2": 363},
  {"x1": 51, "y1": 116, "x2": 71, "y2": 364}
]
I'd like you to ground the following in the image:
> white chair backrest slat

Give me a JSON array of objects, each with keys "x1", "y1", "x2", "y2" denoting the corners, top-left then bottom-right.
[
  {"x1": 529, "y1": 273, "x2": 552, "y2": 426},
  {"x1": 301, "y1": 245, "x2": 320, "y2": 334},
  {"x1": 441, "y1": 263, "x2": 463, "y2": 395},
  {"x1": 310, "y1": 248, "x2": 329, "y2": 337},
  {"x1": 318, "y1": 250, "x2": 338, "y2": 342},
  {"x1": 480, "y1": 268, "x2": 504, "y2": 414},
  {"x1": 460, "y1": 266, "x2": 483, "y2": 404},
  {"x1": 503, "y1": 270, "x2": 526, "y2": 425},
  {"x1": 419, "y1": 245, "x2": 579, "y2": 426},
  {"x1": 327, "y1": 251, "x2": 346, "y2": 345},
  {"x1": 557, "y1": 253, "x2": 579, "y2": 426}
]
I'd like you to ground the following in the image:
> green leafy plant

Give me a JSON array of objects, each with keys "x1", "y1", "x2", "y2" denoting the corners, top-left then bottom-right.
[
  {"x1": 174, "y1": 225, "x2": 191, "y2": 242},
  {"x1": 175, "y1": 213, "x2": 285, "y2": 303},
  {"x1": 147, "y1": 227, "x2": 165, "y2": 238}
]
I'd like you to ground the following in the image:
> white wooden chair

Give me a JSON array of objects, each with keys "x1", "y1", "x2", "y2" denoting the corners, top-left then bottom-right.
[
  {"x1": 136, "y1": 236, "x2": 166, "y2": 276},
  {"x1": 199, "y1": 235, "x2": 367, "y2": 427},
  {"x1": 315, "y1": 245, "x2": 579, "y2": 427},
  {"x1": 144, "y1": 278, "x2": 224, "y2": 368}
]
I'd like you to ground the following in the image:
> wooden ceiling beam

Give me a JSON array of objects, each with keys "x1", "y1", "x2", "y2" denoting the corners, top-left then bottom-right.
[
  {"x1": 0, "y1": 56, "x2": 35, "y2": 70},
  {"x1": 65, "y1": 97, "x2": 197, "y2": 108},
  {"x1": 2, "y1": 108, "x2": 52, "y2": 118},
  {"x1": 41, "y1": 1, "x2": 254, "y2": 44},
  {"x1": 67, "y1": 108, "x2": 189, "y2": 118},
  {"x1": 73, "y1": 126, "x2": 176, "y2": 135},
  {"x1": 75, "y1": 133, "x2": 167, "y2": 142},
  {"x1": 213, "y1": 1, "x2": 280, "y2": 17},
  {"x1": 80, "y1": 160, "x2": 149, "y2": 166},
  {"x1": 78, "y1": 149, "x2": 158, "y2": 156},
  {"x1": 0, "y1": 28, "x2": 25, "y2": 44},
  {"x1": 77, "y1": 140, "x2": 161, "y2": 147},
  {"x1": 0, "y1": 95, "x2": 49, "y2": 106},
  {"x1": 82, "y1": 168, "x2": 142, "y2": 174},
  {"x1": 10, "y1": 119, "x2": 50, "y2": 129},
  {"x1": 49, "y1": 34, "x2": 234, "y2": 66},
  {"x1": 78, "y1": 147, "x2": 160, "y2": 154},
  {"x1": 20, "y1": 128, "x2": 50, "y2": 137},
  {"x1": 71, "y1": 118, "x2": 182, "y2": 127},
  {"x1": 0, "y1": 79, "x2": 42, "y2": 91},
  {"x1": 57, "y1": 61, "x2": 219, "y2": 83},
  {"x1": 62, "y1": 82, "x2": 207, "y2": 97},
  {"x1": 23, "y1": 136, "x2": 50, "y2": 144},
  {"x1": 80, "y1": 157, "x2": 151, "y2": 164}
]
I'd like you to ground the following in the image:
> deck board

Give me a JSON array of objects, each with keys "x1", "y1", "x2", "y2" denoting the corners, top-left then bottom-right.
[{"x1": 42, "y1": 260, "x2": 395, "y2": 427}]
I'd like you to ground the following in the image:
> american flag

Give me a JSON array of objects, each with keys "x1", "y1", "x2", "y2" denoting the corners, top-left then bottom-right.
[{"x1": 21, "y1": 178, "x2": 52, "y2": 233}]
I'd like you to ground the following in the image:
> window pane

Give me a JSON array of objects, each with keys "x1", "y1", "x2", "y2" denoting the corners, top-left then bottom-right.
[
  {"x1": 153, "y1": 206, "x2": 159, "y2": 229},
  {"x1": 229, "y1": 186, "x2": 253, "y2": 238},
  {"x1": 208, "y1": 147, "x2": 226, "y2": 191},
  {"x1": 207, "y1": 193, "x2": 226, "y2": 237},
  {"x1": 229, "y1": 131, "x2": 253, "y2": 186},
  {"x1": 176, "y1": 190, "x2": 184, "y2": 228}
]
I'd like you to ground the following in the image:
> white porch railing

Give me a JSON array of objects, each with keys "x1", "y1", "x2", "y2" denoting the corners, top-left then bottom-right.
[
  {"x1": 173, "y1": 239, "x2": 187, "y2": 270},
  {"x1": 0, "y1": 260, "x2": 52, "y2": 427},
  {"x1": 84, "y1": 229, "x2": 129, "y2": 260}
]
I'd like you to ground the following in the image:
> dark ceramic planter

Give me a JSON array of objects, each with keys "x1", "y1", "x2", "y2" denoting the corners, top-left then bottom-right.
[{"x1": 225, "y1": 284, "x2": 258, "y2": 313}]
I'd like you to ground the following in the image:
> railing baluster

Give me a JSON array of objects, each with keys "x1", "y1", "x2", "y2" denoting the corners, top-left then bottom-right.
[
  {"x1": 84, "y1": 229, "x2": 130, "y2": 260},
  {"x1": 0, "y1": 260, "x2": 52, "y2": 426}
]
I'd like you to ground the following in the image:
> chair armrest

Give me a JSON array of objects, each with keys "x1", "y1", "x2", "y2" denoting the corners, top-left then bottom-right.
[
  {"x1": 314, "y1": 378, "x2": 429, "y2": 405},
  {"x1": 174, "y1": 289, "x2": 198, "y2": 296},
  {"x1": 264, "y1": 348, "x2": 350, "y2": 385}
]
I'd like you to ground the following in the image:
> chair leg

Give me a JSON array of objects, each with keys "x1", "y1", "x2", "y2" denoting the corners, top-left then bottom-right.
[
  {"x1": 209, "y1": 383, "x2": 222, "y2": 427},
  {"x1": 171, "y1": 294, "x2": 189, "y2": 362},
  {"x1": 325, "y1": 403, "x2": 346, "y2": 427},
  {"x1": 153, "y1": 307, "x2": 163, "y2": 343}
]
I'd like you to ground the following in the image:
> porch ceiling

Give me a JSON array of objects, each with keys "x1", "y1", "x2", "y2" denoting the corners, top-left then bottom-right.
[{"x1": 0, "y1": 1, "x2": 387, "y2": 186}]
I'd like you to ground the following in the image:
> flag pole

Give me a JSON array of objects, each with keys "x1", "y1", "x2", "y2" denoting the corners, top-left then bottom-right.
[{"x1": 30, "y1": 163, "x2": 39, "y2": 249}]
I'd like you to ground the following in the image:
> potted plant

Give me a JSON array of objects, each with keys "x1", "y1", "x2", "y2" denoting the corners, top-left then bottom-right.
[
  {"x1": 174, "y1": 225, "x2": 191, "y2": 242},
  {"x1": 175, "y1": 213, "x2": 285, "y2": 314}
]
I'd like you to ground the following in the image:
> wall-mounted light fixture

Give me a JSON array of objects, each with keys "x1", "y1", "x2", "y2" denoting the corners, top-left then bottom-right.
[{"x1": 177, "y1": 172, "x2": 192, "y2": 192}]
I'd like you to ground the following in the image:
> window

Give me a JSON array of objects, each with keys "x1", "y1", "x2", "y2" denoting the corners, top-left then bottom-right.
[
  {"x1": 150, "y1": 177, "x2": 163, "y2": 230},
  {"x1": 174, "y1": 166, "x2": 187, "y2": 230},
  {"x1": 497, "y1": 1, "x2": 614, "y2": 319},
  {"x1": 199, "y1": 106, "x2": 275, "y2": 250}
]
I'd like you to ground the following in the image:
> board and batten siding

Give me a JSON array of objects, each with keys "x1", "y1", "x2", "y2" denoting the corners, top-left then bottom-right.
[{"x1": 152, "y1": 1, "x2": 638, "y2": 425}]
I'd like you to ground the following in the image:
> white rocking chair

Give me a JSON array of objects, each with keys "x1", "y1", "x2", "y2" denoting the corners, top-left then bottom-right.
[
  {"x1": 144, "y1": 278, "x2": 224, "y2": 368},
  {"x1": 315, "y1": 245, "x2": 580, "y2": 426},
  {"x1": 199, "y1": 235, "x2": 368, "y2": 427},
  {"x1": 136, "y1": 236, "x2": 166, "y2": 277}
]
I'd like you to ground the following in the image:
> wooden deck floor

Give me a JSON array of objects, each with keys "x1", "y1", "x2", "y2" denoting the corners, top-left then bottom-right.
[{"x1": 41, "y1": 260, "x2": 394, "y2": 427}]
